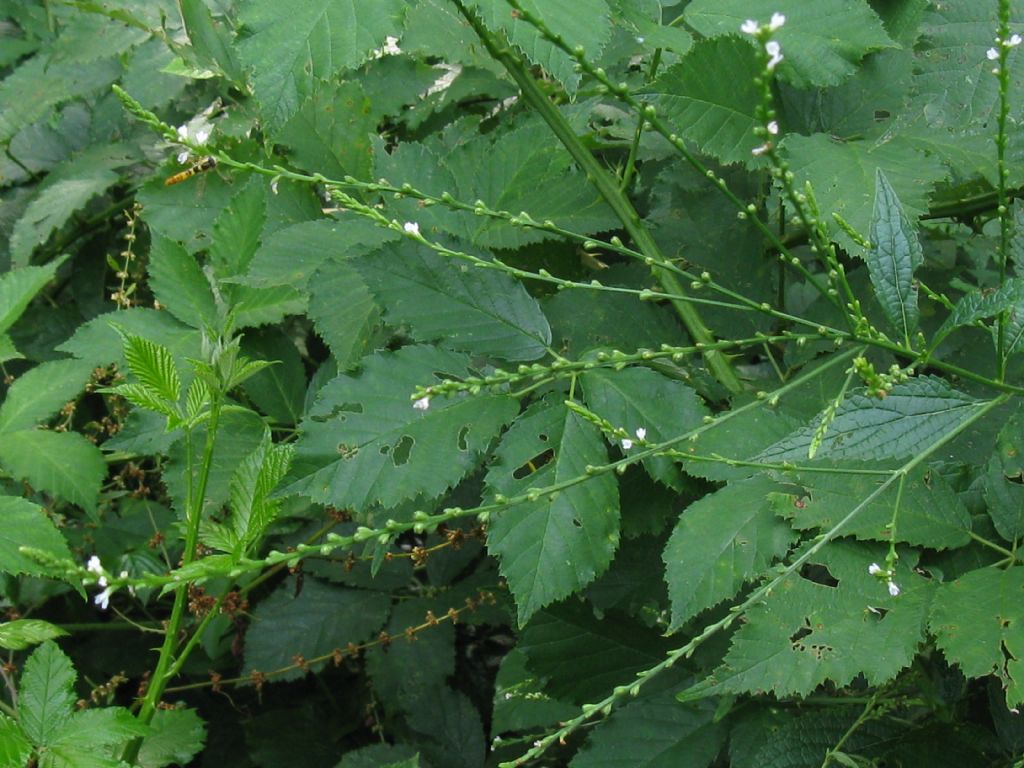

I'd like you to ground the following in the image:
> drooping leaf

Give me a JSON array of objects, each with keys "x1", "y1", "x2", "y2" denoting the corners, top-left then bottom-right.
[
  {"x1": 237, "y1": 0, "x2": 406, "y2": 131},
  {"x1": 868, "y1": 168, "x2": 923, "y2": 343},
  {"x1": 404, "y1": 686, "x2": 485, "y2": 768},
  {"x1": 240, "y1": 328, "x2": 306, "y2": 425},
  {"x1": 0, "y1": 714, "x2": 31, "y2": 767},
  {"x1": 147, "y1": 232, "x2": 218, "y2": 331},
  {"x1": 684, "y1": 0, "x2": 894, "y2": 88},
  {"x1": 492, "y1": 648, "x2": 577, "y2": 735},
  {"x1": 0, "y1": 620, "x2": 68, "y2": 651},
  {"x1": 664, "y1": 476, "x2": 797, "y2": 627},
  {"x1": 679, "y1": 542, "x2": 934, "y2": 701},
  {"x1": 244, "y1": 577, "x2": 390, "y2": 681},
  {"x1": 581, "y1": 366, "x2": 709, "y2": 489},
  {"x1": 933, "y1": 277, "x2": 1024, "y2": 351},
  {"x1": 137, "y1": 707, "x2": 207, "y2": 768},
  {"x1": 644, "y1": 36, "x2": 762, "y2": 167},
  {"x1": 286, "y1": 345, "x2": 518, "y2": 509},
  {"x1": 773, "y1": 465, "x2": 972, "y2": 550},
  {"x1": 486, "y1": 399, "x2": 620, "y2": 625},
  {"x1": 336, "y1": 744, "x2": 421, "y2": 768},
  {"x1": 0, "y1": 357, "x2": 96, "y2": 433},
  {"x1": 756, "y1": 377, "x2": 984, "y2": 463},
  {"x1": 0, "y1": 496, "x2": 74, "y2": 577},
  {"x1": 930, "y1": 567, "x2": 1024, "y2": 708},
  {"x1": 17, "y1": 640, "x2": 76, "y2": 747},
  {"x1": 0, "y1": 259, "x2": 63, "y2": 336},
  {"x1": 0, "y1": 430, "x2": 106, "y2": 513},
  {"x1": 354, "y1": 242, "x2": 552, "y2": 361},
  {"x1": 179, "y1": 0, "x2": 246, "y2": 85}
]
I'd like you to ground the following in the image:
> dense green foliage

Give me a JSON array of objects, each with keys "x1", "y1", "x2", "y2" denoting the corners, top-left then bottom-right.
[{"x1": 2, "y1": 0, "x2": 1024, "y2": 766}]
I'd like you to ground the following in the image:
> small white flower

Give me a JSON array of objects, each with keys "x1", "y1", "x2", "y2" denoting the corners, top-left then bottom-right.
[
  {"x1": 413, "y1": 396, "x2": 431, "y2": 411},
  {"x1": 741, "y1": 19, "x2": 760, "y2": 35},
  {"x1": 87, "y1": 555, "x2": 103, "y2": 574},
  {"x1": 768, "y1": 13, "x2": 786, "y2": 31},
  {"x1": 765, "y1": 40, "x2": 784, "y2": 70},
  {"x1": 887, "y1": 580, "x2": 901, "y2": 597},
  {"x1": 1009, "y1": 34, "x2": 1022, "y2": 47},
  {"x1": 533, "y1": 741, "x2": 543, "y2": 749},
  {"x1": 176, "y1": 150, "x2": 190, "y2": 164},
  {"x1": 988, "y1": 47, "x2": 1000, "y2": 60},
  {"x1": 176, "y1": 125, "x2": 188, "y2": 141},
  {"x1": 635, "y1": 36, "x2": 645, "y2": 44},
  {"x1": 767, "y1": 120, "x2": 779, "y2": 135},
  {"x1": 621, "y1": 438, "x2": 634, "y2": 450},
  {"x1": 94, "y1": 587, "x2": 113, "y2": 610},
  {"x1": 382, "y1": 35, "x2": 402, "y2": 55},
  {"x1": 635, "y1": 427, "x2": 647, "y2": 441},
  {"x1": 751, "y1": 143, "x2": 771, "y2": 156},
  {"x1": 868, "y1": 562, "x2": 883, "y2": 576},
  {"x1": 270, "y1": 178, "x2": 279, "y2": 195},
  {"x1": 194, "y1": 128, "x2": 210, "y2": 145},
  {"x1": 403, "y1": 221, "x2": 421, "y2": 236}
]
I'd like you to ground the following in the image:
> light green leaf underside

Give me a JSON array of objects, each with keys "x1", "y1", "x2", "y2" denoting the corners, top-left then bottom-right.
[
  {"x1": 757, "y1": 377, "x2": 983, "y2": 463},
  {"x1": 680, "y1": 542, "x2": 933, "y2": 701},
  {"x1": 237, "y1": 0, "x2": 406, "y2": 131},
  {"x1": 355, "y1": 243, "x2": 551, "y2": 362},
  {"x1": 930, "y1": 567, "x2": 1024, "y2": 708},
  {"x1": 0, "y1": 619, "x2": 68, "y2": 651},
  {"x1": 684, "y1": 0, "x2": 894, "y2": 88},
  {"x1": 0, "y1": 496, "x2": 74, "y2": 577},
  {"x1": 664, "y1": 476, "x2": 797, "y2": 628},
  {"x1": 486, "y1": 400, "x2": 620, "y2": 626},
  {"x1": 645, "y1": 36, "x2": 762, "y2": 166},
  {"x1": 287, "y1": 345, "x2": 518, "y2": 509},
  {"x1": 0, "y1": 358, "x2": 96, "y2": 433},
  {"x1": 0, "y1": 430, "x2": 106, "y2": 513},
  {"x1": 868, "y1": 168, "x2": 923, "y2": 342}
]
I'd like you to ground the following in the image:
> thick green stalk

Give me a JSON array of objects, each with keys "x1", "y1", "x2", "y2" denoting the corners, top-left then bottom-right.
[
  {"x1": 452, "y1": 1, "x2": 743, "y2": 393},
  {"x1": 121, "y1": 396, "x2": 223, "y2": 764}
]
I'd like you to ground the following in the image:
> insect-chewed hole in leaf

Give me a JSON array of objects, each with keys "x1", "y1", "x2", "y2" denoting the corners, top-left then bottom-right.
[
  {"x1": 513, "y1": 448, "x2": 555, "y2": 479},
  {"x1": 392, "y1": 435, "x2": 414, "y2": 466},
  {"x1": 432, "y1": 369, "x2": 464, "y2": 383},
  {"x1": 789, "y1": 620, "x2": 813, "y2": 648},
  {"x1": 379, "y1": 444, "x2": 390, "y2": 455},
  {"x1": 457, "y1": 426, "x2": 469, "y2": 451},
  {"x1": 315, "y1": 402, "x2": 363, "y2": 423},
  {"x1": 800, "y1": 562, "x2": 838, "y2": 588},
  {"x1": 572, "y1": 518, "x2": 583, "y2": 528},
  {"x1": 337, "y1": 443, "x2": 359, "y2": 459}
]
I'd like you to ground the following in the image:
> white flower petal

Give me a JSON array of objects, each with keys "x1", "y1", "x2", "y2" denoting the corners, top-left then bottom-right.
[
  {"x1": 413, "y1": 396, "x2": 431, "y2": 411},
  {"x1": 767, "y1": 120, "x2": 779, "y2": 135},
  {"x1": 94, "y1": 587, "x2": 113, "y2": 610},
  {"x1": 1010, "y1": 34, "x2": 1022, "y2": 47},
  {"x1": 621, "y1": 438, "x2": 633, "y2": 450},
  {"x1": 769, "y1": 13, "x2": 786, "y2": 31},
  {"x1": 176, "y1": 125, "x2": 188, "y2": 140},
  {"x1": 740, "y1": 19, "x2": 760, "y2": 35},
  {"x1": 988, "y1": 47, "x2": 1000, "y2": 60},
  {"x1": 635, "y1": 427, "x2": 647, "y2": 440},
  {"x1": 868, "y1": 563, "x2": 883, "y2": 575},
  {"x1": 887, "y1": 580, "x2": 901, "y2": 597},
  {"x1": 403, "y1": 221, "x2": 421, "y2": 236}
]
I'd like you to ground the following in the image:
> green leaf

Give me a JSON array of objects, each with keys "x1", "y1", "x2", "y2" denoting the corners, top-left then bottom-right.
[
  {"x1": 147, "y1": 233, "x2": 219, "y2": 331},
  {"x1": 930, "y1": 567, "x2": 1024, "y2": 708},
  {"x1": 404, "y1": 686, "x2": 485, "y2": 768},
  {"x1": 644, "y1": 36, "x2": 762, "y2": 166},
  {"x1": 0, "y1": 714, "x2": 32, "y2": 768},
  {"x1": 684, "y1": 0, "x2": 894, "y2": 88},
  {"x1": 468, "y1": 0, "x2": 612, "y2": 93},
  {"x1": 308, "y1": 260, "x2": 381, "y2": 370},
  {"x1": 0, "y1": 430, "x2": 106, "y2": 513},
  {"x1": 244, "y1": 577, "x2": 390, "y2": 681},
  {"x1": 679, "y1": 542, "x2": 934, "y2": 701},
  {"x1": 933, "y1": 277, "x2": 1024, "y2": 350},
  {"x1": 868, "y1": 169, "x2": 923, "y2": 343},
  {"x1": 136, "y1": 172, "x2": 238, "y2": 253},
  {"x1": 18, "y1": 640, "x2": 76, "y2": 747},
  {"x1": 757, "y1": 377, "x2": 984, "y2": 463},
  {"x1": 775, "y1": 466, "x2": 972, "y2": 550},
  {"x1": 983, "y1": 409, "x2": 1024, "y2": 541},
  {"x1": 117, "y1": 331, "x2": 182, "y2": 406},
  {"x1": 581, "y1": 366, "x2": 709, "y2": 489},
  {"x1": 664, "y1": 476, "x2": 797, "y2": 628},
  {"x1": 486, "y1": 399, "x2": 620, "y2": 625},
  {"x1": 240, "y1": 329, "x2": 306, "y2": 425},
  {"x1": 683, "y1": 404, "x2": 802, "y2": 482},
  {"x1": 783, "y1": 133, "x2": 946, "y2": 253},
  {"x1": 286, "y1": 345, "x2": 518, "y2": 509},
  {"x1": 0, "y1": 620, "x2": 68, "y2": 651},
  {"x1": 179, "y1": 0, "x2": 246, "y2": 85},
  {"x1": 107, "y1": 382, "x2": 180, "y2": 423},
  {"x1": 492, "y1": 648, "x2": 577, "y2": 734},
  {"x1": 277, "y1": 80, "x2": 376, "y2": 181},
  {"x1": 45, "y1": 707, "x2": 148, "y2": 764},
  {"x1": 0, "y1": 496, "x2": 74, "y2": 577},
  {"x1": 0, "y1": 259, "x2": 62, "y2": 336},
  {"x1": 0, "y1": 358, "x2": 96, "y2": 433},
  {"x1": 137, "y1": 707, "x2": 207, "y2": 768},
  {"x1": 209, "y1": 178, "x2": 266, "y2": 278},
  {"x1": 237, "y1": 0, "x2": 406, "y2": 131},
  {"x1": 354, "y1": 243, "x2": 552, "y2": 361},
  {"x1": 518, "y1": 602, "x2": 673, "y2": 704},
  {"x1": 570, "y1": 692, "x2": 725, "y2": 768},
  {"x1": 57, "y1": 308, "x2": 201, "y2": 370},
  {"x1": 336, "y1": 744, "x2": 421, "y2": 768}
]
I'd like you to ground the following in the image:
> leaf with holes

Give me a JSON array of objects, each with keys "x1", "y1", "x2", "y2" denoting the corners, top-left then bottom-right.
[
  {"x1": 485, "y1": 398, "x2": 620, "y2": 626},
  {"x1": 678, "y1": 541, "x2": 934, "y2": 702},
  {"x1": 285, "y1": 345, "x2": 518, "y2": 509}
]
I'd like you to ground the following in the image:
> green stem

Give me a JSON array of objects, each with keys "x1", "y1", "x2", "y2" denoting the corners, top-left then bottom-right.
[
  {"x1": 452, "y1": 0, "x2": 744, "y2": 393},
  {"x1": 121, "y1": 395, "x2": 223, "y2": 764},
  {"x1": 619, "y1": 48, "x2": 662, "y2": 193}
]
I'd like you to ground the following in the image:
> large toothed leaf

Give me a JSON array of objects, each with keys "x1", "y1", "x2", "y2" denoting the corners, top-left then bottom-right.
[
  {"x1": 0, "y1": 259, "x2": 63, "y2": 337},
  {"x1": 930, "y1": 567, "x2": 1024, "y2": 708},
  {"x1": 684, "y1": 0, "x2": 894, "y2": 88},
  {"x1": 354, "y1": 243, "x2": 552, "y2": 362},
  {"x1": 17, "y1": 641, "x2": 76, "y2": 747},
  {"x1": 868, "y1": 169, "x2": 923, "y2": 343},
  {"x1": 0, "y1": 430, "x2": 106, "y2": 514},
  {"x1": 485, "y1": 399, "x2": 620, "y2": 626},
  {"x1": 237, "y1": 0, "x2": 405, "y2": 132},
  {"x1": 148, "y1": 233, "x2": 218, "y2": 331},
  {"x1": 0, "y1": 358, "x2": 96, "y2": 434},
  {"x1": 756, "y1": 377, "x2": 984, "y2": 463},
  {"x1": 679, "y1": 542, "x2": 934, "y2": 702},
  {"x1": 286, "y1": 345, "x2": 518, "y2": 509},
  {"x1": 0, "y1": 496, "x2": 74, "y2": 578},
  {"x1": 644, "y1": 36, "x2": 762, "y2": 166},
  {"x1": 664, "y1": 476, "x2": 797, "y2": 628}
]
